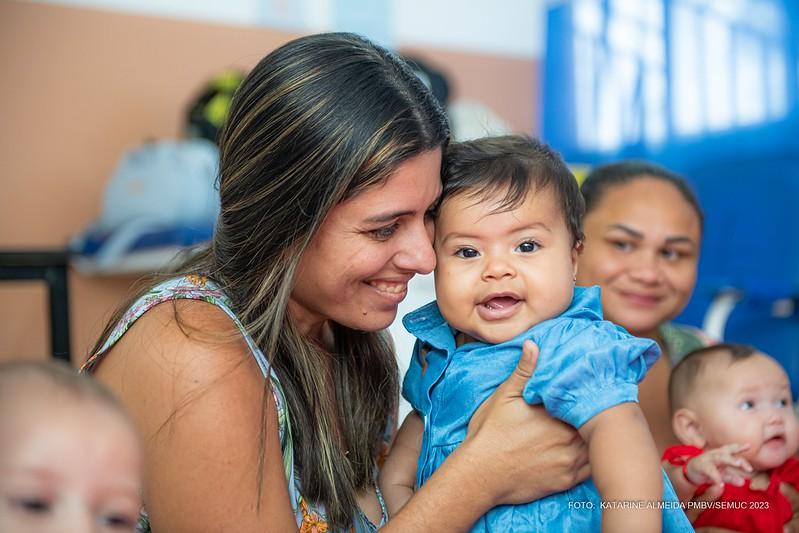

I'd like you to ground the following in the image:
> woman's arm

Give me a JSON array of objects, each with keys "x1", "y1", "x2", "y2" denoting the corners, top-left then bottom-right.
[
  {"x1": 94, "y1": 300, "x2": 298, "y2": 532},
  {"x1": 579, "y1": 403, "x2": 662, "y2": 533},
  {"x1": 383, "y1": 341, "x2": 590, "y2": 531},
  {"x1": 379, "y1": 411, "x2": 424, "y2": 514}
]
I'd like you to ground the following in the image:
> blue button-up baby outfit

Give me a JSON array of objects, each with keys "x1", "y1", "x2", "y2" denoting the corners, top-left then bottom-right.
[{"x1": 402, "y1": 286, "x2": 693, "y2": 532}]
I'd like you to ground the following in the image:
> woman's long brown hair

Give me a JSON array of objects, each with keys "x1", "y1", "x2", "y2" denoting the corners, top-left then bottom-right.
[{"x1": 91, "y1": 32, "x2": 449, "y2": 527}]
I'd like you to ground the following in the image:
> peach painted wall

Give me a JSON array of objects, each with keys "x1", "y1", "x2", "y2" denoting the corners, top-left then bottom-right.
[
  {"x1": 0, "y1": 0, "x2": 539, "y2": 364},
  {"x1": 400, "y1": 45, "x2": 538, "y2": 136}
]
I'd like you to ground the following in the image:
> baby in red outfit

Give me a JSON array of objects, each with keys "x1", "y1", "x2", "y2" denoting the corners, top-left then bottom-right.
[{"x1": 663, "y1": 343, "x2": 799, "y2": 533}]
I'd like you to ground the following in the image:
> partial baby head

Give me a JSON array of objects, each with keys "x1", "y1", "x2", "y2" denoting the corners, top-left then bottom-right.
[
  {"x1": 434, "y1": 135, "x2": 584, "y2": 344},
  {"x1": 0, "y1": 361, "x2": 142, "y2": 533},
  {"x1": 669, "y1": 344, "x2": 799, "y2": 471}
]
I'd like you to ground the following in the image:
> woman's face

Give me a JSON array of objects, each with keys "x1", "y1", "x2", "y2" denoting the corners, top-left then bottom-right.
[
  {"x1": 576, "y1": 177, "x2": 701, "y2": 338},
  {"x1": 290, "y1": 148, "x2": 442, "y2": 338}
]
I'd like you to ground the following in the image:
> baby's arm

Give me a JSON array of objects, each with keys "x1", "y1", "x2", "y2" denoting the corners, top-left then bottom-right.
[
  {"x1": 579, "y1": 402, "x2": 662, "y2": 533},
  {"x1": 664, "y1": 443, "x2": 753, "y2": 502},
  {"x1": 379, "y1": 410, "x2": 424, "y2": 515},
  {"x1": 684, "y1": 443, "x2": 753, "y2": 486}
]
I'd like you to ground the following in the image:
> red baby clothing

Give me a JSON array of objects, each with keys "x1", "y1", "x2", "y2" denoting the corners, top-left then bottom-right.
[{"x1": 663, "y1": 444, "x2": 799, "y2": 533}]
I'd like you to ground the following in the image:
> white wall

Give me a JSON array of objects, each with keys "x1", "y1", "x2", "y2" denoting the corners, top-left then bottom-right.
[
  {"x1": 31, "y1": 0, "x2": 548, "y2": 57},
  {"x1": 392, "y1": 0, "x2": 547, "y2": 57}
]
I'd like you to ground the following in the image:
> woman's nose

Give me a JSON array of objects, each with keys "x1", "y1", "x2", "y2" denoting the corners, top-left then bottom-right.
[
  {"x1": 395, "y1": 223, "x2": 436, "y2": 274},
  {"x1": 629, "y1": 251, "x2": 662, "y2": 284}
]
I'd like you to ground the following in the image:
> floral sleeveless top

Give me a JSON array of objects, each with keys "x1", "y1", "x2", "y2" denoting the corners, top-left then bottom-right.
[{"x1": 81, "y1": 275, "x2": 388, "y2": 533}]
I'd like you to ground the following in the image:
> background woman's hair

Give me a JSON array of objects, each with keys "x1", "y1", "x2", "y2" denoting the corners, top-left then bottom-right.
[
  {"x1": 580, "y1": 160, "x2": 704, "y2": 233},
  {"x1": 92, "y1": 32, "x2": 448, "y2": 527},
  {"x1": 442, "y1": 135, "x2": 584, "y2": 246}
]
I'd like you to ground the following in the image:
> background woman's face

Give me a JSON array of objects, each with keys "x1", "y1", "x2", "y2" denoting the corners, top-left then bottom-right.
[
  {"x1": 290, "y1": 149, "x2": 442, "y2": 337},
  {"x1": 576, "y1": 177, "x2": 701, "y2": 338}
]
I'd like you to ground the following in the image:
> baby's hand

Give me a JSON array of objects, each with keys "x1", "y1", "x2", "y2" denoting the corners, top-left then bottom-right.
[{"x1": 685, "y1": 443, "x2": 753, "y2": 486}]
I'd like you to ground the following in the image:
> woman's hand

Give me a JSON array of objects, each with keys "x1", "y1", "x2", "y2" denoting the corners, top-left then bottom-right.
[{"x1": 463, "y1": 340, "x2": 590, "y2": 506}]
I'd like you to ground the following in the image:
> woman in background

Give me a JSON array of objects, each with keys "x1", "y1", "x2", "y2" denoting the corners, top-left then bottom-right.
[
  {"x1": 576, "y1": 161, "x2": 799, "y2": 531},
  {"x1": 576, "y1": 161, "x2": 707, "y2": 452}
]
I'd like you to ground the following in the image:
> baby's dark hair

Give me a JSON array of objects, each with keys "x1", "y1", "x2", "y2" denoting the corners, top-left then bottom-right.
[
  {"x1": 581, "y1": 159, "x2": 704, "y2": 234},
  {"x1": 441, "y1": 135, "x2": 584, "y2": 246},
  {"x1": 668, "y1": 343, "x2": 757, "y2": 413},
  {"x1": 0, "y1": 359, "x2": 129, "y2": 419}
]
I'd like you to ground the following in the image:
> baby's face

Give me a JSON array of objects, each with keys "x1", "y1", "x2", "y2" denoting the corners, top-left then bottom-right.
[
  {"x1": 0, "y1": 400, "x2": 142, "y2": 532},
  {"x1": 692, "y1": 353, "x2": 799, "y2": 471},
  {"x1": 434, "y1": 185, "x2": 578, "y2": 344}
]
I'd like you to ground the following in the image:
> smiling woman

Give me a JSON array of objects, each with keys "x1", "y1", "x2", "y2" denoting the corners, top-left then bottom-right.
[
  {"x1": 78, "y1": 32, "x2": 590, "y2": 533},
  {"x1": 576, "y1": 161, "x2": 710, "y2": 452}
]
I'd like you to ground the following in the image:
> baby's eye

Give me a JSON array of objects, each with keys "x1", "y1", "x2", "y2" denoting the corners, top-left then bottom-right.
[
  {"x1": 99, "y1": 513, "x2": 137, "y2": 531},
  {"x1": 516, "y1": 241, "x2": 540, "y2": 253},
  {"x1": 13, "y1": 497, "x2": 51, "y2": 514},
  {"x1": 777, "y1": 398, "x2": 790, "y2": 408},
  {"x1": 455, "y1": 247, "x2": 480, "y2": 259},
  {"x1": 738, "y1": 400, "x2": 754, "y2": 410}
]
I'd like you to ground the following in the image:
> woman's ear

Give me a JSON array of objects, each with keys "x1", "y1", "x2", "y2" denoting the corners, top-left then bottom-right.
[{"x1": 672, "y1": 407, "x2": 707, "y2": 448}]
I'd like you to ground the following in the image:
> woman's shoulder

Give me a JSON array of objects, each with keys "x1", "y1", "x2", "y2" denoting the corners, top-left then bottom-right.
[
  {"x1": 89, "y1": 275, "x2": 268, "y2": 422},
  {"x1": 93, "y1": 296, "x2": 298, "y2": 530},
  {"x1": 87, "y1": 277, "x2": 300, "y2": 530},
  {"x1": 93, "y1": 287, "x2": 264, "y2": 408},
  {"x1": 83, "y1": 275, "x2": 231, "y2": 363}
]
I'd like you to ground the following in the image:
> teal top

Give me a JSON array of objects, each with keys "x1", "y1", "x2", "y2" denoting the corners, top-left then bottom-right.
[{"x1": 661, "y1": 322, "x2": 713, "y2": 364}]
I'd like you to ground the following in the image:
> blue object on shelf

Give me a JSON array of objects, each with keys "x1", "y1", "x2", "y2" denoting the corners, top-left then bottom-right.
[{"x1": 70, "y1": 139, "x2": 219, "y2": 273}]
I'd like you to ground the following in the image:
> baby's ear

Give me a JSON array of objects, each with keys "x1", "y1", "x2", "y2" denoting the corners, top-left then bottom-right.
[
  {"x1": 571, "y1": 242, "x2": 581, "y2": 277},
  {"x1": 672, "y1": 407, "x2": 706, "y2": 448}
]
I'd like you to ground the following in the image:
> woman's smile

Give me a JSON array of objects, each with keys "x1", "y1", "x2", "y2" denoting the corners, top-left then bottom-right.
[
  {"x1": 365, "y1": 279, "x2": 409, "y2": 304},
  {"x1": 616, "y1": 289, "x2": 663, "y2": 308}
]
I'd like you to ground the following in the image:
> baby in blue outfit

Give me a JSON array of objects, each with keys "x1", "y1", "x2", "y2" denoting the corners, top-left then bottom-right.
[{"x1": 379, "y1": 136, "x2": 693, "y2": 532}]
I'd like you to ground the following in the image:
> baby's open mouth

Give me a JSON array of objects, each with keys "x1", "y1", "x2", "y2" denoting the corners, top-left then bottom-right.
[
  {"x1": 764, "y1": 435, "x2": 786, "y2": 446},
  {"x1": 477, "y1": 295, "x2": 523, "y2": 321},
  {"x1": 482, "y1": 296, "x2": 521, "y2": 310}
]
